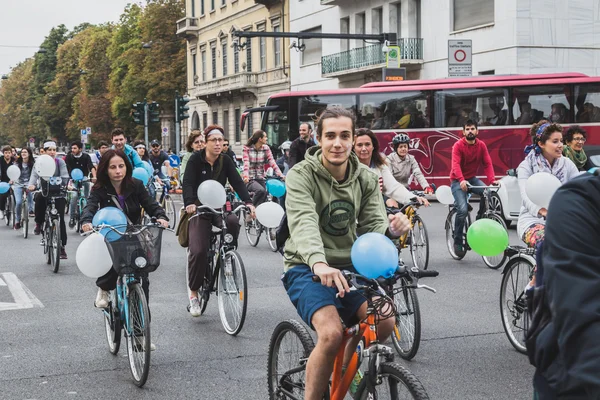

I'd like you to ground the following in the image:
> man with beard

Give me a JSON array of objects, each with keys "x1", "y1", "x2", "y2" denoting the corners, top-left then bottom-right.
[
  {"x1": 288, "y1": 122, "x2": 316, "y2": 168},
  {"x1": 449, "y1": 119, "x2": 498, "y2": 257}
]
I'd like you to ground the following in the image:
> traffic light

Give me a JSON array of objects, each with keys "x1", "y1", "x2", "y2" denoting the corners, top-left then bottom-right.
[
  {"x1": 149, "y1": 102, "x2": 160, "y2": 123},
  {"x1": 132, "y1": 102, "x2": 144, "y2": 125},
  {"x1": 176, "y1": 94, "x2": 190, "y2": 122}
]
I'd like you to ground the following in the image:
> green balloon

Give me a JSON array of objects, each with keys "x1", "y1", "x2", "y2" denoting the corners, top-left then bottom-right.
[{"x1": 466, "y1": 219, "x2": 509, "y2": 257}]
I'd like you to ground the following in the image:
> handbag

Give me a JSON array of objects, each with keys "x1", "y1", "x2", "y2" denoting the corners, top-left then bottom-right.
[{"x1": 176, "y1": 207, "x2": 191, "y2": 247}]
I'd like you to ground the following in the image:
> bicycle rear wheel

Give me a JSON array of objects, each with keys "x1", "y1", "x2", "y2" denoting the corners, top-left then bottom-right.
[
  {"x1": 217, "y1": 250, "x2": 248, "y2": 335},
  {"x1": 244, "y1": 216, "x2": 261, "y2": 247},
  {"x1": 5, "y1": 195, "x2": 12, "y2": 226},
  {"x1": 22, "y1": 201, "x2": 28, "y2": 239},
  {"x1": 163, "y1": 195, "x2": 176, "y2": 230},
  {"x1": 445, "y1": 209, "x2": 469, "y2": 260},
  {"x1": 391, "y1": 279, "x2": 422, "y2": 360},
  {"x1": 266, "y1": 228, "x2": 278, "y2": 252},
  {"x1": 104, "y1": 291, "x2": 121, "y2": 355},
  {"x1": 44, "y1": 223, "x2": 51, "y2": 265},
  {"x1": 50, "y1": 221, "x2": 60, "y2": 273},
  {"x1": 481, "y1": 214, "x2": 508, "y2": 269},
  {"x1": 356, "y1": 362, "x2": 429, "y2": 400},
  {"x1": 409, "y1": 215, "x2": 429, "y2": 270},
  {"x1": 126, "y1": 282, "x2": 151, "y2": 387},
  {"x1": 267, "y1": 319, "x2": 315, "y2": 400},
  {"x1": 500, "y1": 257, "x2": 533, "y2": 354}
]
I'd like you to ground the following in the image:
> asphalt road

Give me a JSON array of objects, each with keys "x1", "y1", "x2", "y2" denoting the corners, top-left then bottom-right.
[{"x1": 0, "y1": 201, "x2": 534, "y2": 400}]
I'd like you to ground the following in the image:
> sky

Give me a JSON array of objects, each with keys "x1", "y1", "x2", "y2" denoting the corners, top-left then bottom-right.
[{"x1": 0, "y1": 0, "x2": 136, "y2": 74}]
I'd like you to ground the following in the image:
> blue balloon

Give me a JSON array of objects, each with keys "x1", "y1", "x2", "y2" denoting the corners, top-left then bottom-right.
[
  {"x1": 351, "y1": 233, "x2": 398, "y2": 279},
  {"x1": 0, "y1": 182, "x2": 9, "y2": 194},
  {"x1": 132, "y1": 167, "x2": 150, "y2": 186},
  {"x1": 92, "y1": 207, "x2": 127, "y2": 242},
  {"x1": 71, "y1": 168, "x2": 84, "y2": 181},
  {"x1": 266, "y1": 179, "x2": 286, "y2": 198}
]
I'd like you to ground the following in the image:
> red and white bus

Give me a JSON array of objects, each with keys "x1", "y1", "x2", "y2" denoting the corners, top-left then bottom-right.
[{"x1": 243, "y1": 73, "x2": 600, "y2": 187}]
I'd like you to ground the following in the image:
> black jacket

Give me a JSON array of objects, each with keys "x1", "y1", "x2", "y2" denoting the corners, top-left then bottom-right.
[
  {"x1": 535, "y1": 173, "x2": 600, "y2": 398},
  {"x1": 81, "y1": 179, "x2": 167, "y2": 225},
  {"x1": 65, "y1": 152, "x2": 95, "y2": 176},
  {"x1": 288, "y1": 136, "x2": 316, "y2": 168},
  {"x1": 182, "y1": 149, "x2": 251, "y2": 207},
  {"x1": 1, "y1": 156, "x2": 14, "y2": 182},
  {"x1": 223, "y1": 148, "x2": 237, "y2": 165}
]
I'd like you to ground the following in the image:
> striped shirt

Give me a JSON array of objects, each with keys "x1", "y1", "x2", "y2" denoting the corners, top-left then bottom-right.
[{"x1": 242, "y1": 145, "x2": 283, "y2": 180}]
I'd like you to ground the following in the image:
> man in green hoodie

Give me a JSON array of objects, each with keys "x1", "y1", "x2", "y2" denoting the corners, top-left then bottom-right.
[{"x1": 282, "y1": 107, "x2": 411, "y2": 399}]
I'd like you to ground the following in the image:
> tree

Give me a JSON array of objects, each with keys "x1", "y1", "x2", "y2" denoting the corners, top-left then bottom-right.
[{"x1": 0, "y1": 59, "x2": 37, "y2": 146}]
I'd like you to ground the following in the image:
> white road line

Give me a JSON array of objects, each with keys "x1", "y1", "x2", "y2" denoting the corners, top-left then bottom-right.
[
  {"x1": 0, "y1": 272, "x2": 44, "y2": 311},
  {"x1": 0, "y1": 277, "x2": 6, "y2": 286}
]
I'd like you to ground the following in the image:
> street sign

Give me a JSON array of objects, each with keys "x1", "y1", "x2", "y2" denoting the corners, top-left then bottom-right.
[
  {"x1": 80, "y1": 129, "x2": 88, "y2": 144},
  {"x1": 29, "y1": 137, "x2": 35, "y2": 144},
  {"x1": 448, "y1": 39, "x2": 472, "y2": 77},
  {"x1": 162, "y1": 127, "x2": 169, "y2": 137},
  {"x1": 168, "y1": 154, "x2": 181, "y2": 168},
  {"x1": 86, "y1": 127, "x2": 92, "y2": 135},
  {"x1": 385, "y1": 46, "x2": 401, "y2": 68}
]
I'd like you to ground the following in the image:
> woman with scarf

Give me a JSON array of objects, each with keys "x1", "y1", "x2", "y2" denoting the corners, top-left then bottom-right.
[{"x1": 562, "y1": 125, "x2": 592, "y2": 171}]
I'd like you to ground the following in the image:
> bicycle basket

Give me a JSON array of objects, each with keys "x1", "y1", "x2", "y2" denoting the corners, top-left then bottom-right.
[{"x1": 104, "y1": 225, "x2": 163, "y2": 275}]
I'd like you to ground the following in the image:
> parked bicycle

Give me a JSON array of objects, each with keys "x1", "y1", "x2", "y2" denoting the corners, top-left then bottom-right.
[
  {"x1": 187, "y1": 201, "x2": 249, "y2": 335},
  {"x1": 97, "y1": 221, "x2": 167, "y2": 387},
  {"x1": 243, "y1": 176, "x2": 284, "y2": 251},
  {"x1": 444, "y1": 184, "x2": 507, "y2": 268},
  {"x1": 267, "y1": 267, "x2": 436, "y2": 400},
  {"x1": 499, "y1": 245, "x2": 535, "y2": 354}
]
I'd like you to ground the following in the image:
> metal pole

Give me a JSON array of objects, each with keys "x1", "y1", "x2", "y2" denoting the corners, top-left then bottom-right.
[
  {"x1": 175, "y1": 91, "x2": 180, "y2": 155},
  {"x1": 144, "y1": 98, "x2": 149, "y2": 145}
]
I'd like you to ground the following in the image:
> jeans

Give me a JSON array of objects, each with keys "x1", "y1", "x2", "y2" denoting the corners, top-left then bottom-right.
[
  {"x1": 69, "y1": 182, "x2": 91, "y2": 218},
  {"x1": 13, "y1": 186, "x2": 33, "y2": 223},
  {"x1": 156, "y1": 172, "x2": 171, "y2": 201},
  {"x1": 451, "y1": 177, "x2": 486, "y2": 245}
]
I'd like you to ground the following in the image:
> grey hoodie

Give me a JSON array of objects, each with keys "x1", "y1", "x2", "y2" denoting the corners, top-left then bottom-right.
[{"x1": 283, "y1": 147, "x2": 388, "y2": 271}]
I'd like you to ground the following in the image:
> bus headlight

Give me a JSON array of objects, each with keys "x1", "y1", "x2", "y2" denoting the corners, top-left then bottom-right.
[{"x1": 224, "y1": 234, "x2": 234, "y2": 244}]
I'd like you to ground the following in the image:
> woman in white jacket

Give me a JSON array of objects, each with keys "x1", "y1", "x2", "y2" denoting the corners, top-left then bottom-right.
[
  {"x1": 353, "y1": 128, "x2": 429, "y2": 207},
  {"x1": 517, "y1": 121, "x2": 580, "y2": 248}
]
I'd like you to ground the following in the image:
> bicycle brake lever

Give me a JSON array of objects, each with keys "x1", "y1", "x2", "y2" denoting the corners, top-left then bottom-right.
[{"x1": 417, "y1": 284, "x2": 437, "y2": 293}]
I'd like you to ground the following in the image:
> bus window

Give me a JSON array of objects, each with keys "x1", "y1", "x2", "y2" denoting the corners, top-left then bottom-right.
[
  {"x1": 512, "y1": 85, "x2": 572, "y2": 125},
  {"x1": 574, "y1": 83, "x2": 600, "y2": 123},
  {"x1": 265, "y1": 108, "x2": 289, "y2": 145},
  {"x1": 299, "y1": 95, "x2": 356, "y2": 127},
  {"x1": 434, "y1": 88, "x2": 509, "y2": 128},
  {"x1": 358, "y1": 91, "x2": 430, "y2": 130}
]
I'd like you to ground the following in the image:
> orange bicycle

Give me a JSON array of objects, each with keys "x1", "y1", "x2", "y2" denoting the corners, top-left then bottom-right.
[{"x1": 267, "y1": 267, "x2": 437, "y2": 400}]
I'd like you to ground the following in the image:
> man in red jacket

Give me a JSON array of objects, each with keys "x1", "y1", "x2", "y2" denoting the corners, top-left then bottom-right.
[{"x1": 450, "y1": 119, "x2": 497, "y2": 256}]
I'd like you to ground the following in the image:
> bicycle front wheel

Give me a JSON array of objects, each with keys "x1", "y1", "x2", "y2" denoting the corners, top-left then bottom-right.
[
  {"x1": 104, "y1": 291, "x2": 121, "y2": 355},
  {"x1": 244, "y1": 215, "x2": 261, "y2": 247},
  {"x1": 392, "y1": 279, "x2": 422, "y2": 360},
  {"x1": 409, "y1": 215, "x2": 429, "y2": 270},
  {"x1": 50, "y1": 221, "x2": 60, "y2": 273},
  {"x1": 267, "y1": 319, "x2": 315, "y2": 400},
  {"x1": 126, "y1": 282, "x2": 151, "y2": 387},
  {"x1": 44, "y1": 223, "x2": 51, "y2": 264},
  {"x1": 163, "y1": 195, "x2": 176, "y2": 230},
  {"x1": 500, "y1": 256, "x2": 534, "y2": 354},
  {"x1": 356, "y1": 362, "x2": 430, "y2": 400},
  {"x1": 5, "y1": 196, "x2": 13, "y2": 226},
  {"x1": 218, "y1": 250, "x2": 248, "y2": 335},
  {"x1": 22, "y1": 202, "x2": 28, "y2": 239},
  {"x1": 266, "y1": 227, "x2": 278, "y2": 252},
  {"x1": 481, "y1": 214, "x2": 508, "y2": 269}
]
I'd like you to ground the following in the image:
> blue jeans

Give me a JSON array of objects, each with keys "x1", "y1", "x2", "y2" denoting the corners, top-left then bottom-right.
[
  {"x1": 70, "y1": 182, "x2": 91, "y2": 218},
  {"x1": 451, "y1": 177, "x2": 486, "y2": 245},
  {"x1": 13, "y1": 186, "x2": 33, "y2": 223}
]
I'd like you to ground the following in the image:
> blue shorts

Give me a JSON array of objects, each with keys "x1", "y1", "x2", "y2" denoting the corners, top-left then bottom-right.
[{"x1": 282, "y1": 265, "x2": 366, "y2": 329}]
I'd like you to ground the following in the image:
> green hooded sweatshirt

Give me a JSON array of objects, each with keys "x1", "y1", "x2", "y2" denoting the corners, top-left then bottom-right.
[{"x1": 283, "y1": 146, "x2": 389, "y2": 272}]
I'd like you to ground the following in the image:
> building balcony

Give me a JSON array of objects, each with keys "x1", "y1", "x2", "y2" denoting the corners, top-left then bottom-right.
[
  {"x1": 320, "y1": 0, "x2": 345, "y2": 5},
  {"x1": 321, "y1": 38, "x2": 424, "y2": 78},
  {"x1": 176, "y1": 17, "x2": 199, "y2": 39},
  {"x1": 254, "y1": 0, "x2": 281, "y2": 8},
  {"x1": 191, "y1": 67, "x2": 289, "y2": 100}
]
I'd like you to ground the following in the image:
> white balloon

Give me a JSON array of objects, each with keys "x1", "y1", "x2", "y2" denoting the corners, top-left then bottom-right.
[
  {"x1": 525, "y1": 172, "x2": 562, "y2": 209},
  {"x1": 7, "y1": 165, "x2": 21, "y2": 181},
  {"x1": 34, "y1": 155, "x2": 56, "y2": 179},
  {"x1": 76, "y1": 232, "x2": 113, "y2": 278},
  {"x1": 197, "y1": 180, "x2": 226, "y2": 208},
  {"x1": 435, "y1": 185, "x2": 455, "y2": 205},
  {"x1": 255, "y1": 202, "x2": 285, "y2": 228}
]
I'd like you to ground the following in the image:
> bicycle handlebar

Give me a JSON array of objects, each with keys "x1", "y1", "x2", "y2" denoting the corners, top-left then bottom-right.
[
  {"x1": 465, "y1": 183, "x2": 500, "y2": 191},
  {"x1": 193, "y1": 203, "x2": 247, "y2": 217}
]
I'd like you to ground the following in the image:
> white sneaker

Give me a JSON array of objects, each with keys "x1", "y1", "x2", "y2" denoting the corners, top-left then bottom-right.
[
  {"x1": 189, "y1": 297, "x2": 201, "y2": 317},
  {"x1": 94, "y1": 289, "x2": 109, "y2": 308}
]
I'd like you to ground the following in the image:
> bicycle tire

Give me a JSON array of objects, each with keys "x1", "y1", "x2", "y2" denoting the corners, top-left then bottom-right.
[
  {"x1": 126, "y1": 282, "x2": 151, "y2": 387},
  {"x1": 244, "y1": 215, "x2": 261, "y2": 247},
  {"x1": 50, "y1": 221, "x2": 60, "y2": 273},
  {"x1": 391, "y1": 280, "x2": 422, "y2": 360},
  {"x1": 44, "y1": 222, "x2": 51, "y2": 265},
  {"x1": 481, "y1": 214, "x2": 508, "y2": 269},
  {"x1": 217, "y1": 250, "x2": 248, "y2": 335},
  {"x1": 445, "y1": 208, "x2": 469, "y2": 260},
  {"x1": 355, "y1": 362, "x2": 430, "y2": 400},
  {"x1": 266, "y1": 227, "x2": 278, "y2": 252},
  {"x1": 267, "y1": 319, "x2": 315, "y2": 400},
  {"x1": 198, "y1": 245, "x2": 215, "y2": 316},
  {"x1": 22, "y1": 201, "x2": 28, "y2": 239},
  {"x1": 104, "y1": 291, "x2": 121, "y2": 355},
  {"x1": 500, "y1": 256, "x2": 533, "y2": 354},
  {"x1": 164, "y1": 195, "x2": 177, "y2": 230},
  {"x1": 5, "y1": 195, "x2": 12, "y2": 226},
  {"x1": 409, "y1": 215, "x2": 429, "y2": 270}
]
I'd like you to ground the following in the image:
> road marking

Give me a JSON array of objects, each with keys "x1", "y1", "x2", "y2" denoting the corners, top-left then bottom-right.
[{"x1": 0, "y1": 273, "x2": 43, "y2": 311}]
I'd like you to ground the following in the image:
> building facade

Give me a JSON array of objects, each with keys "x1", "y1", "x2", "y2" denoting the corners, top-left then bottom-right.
[
  {"x1": 177, "y1": 0, "x2": 290, "y2": 154},
  {"x1": 290, "y1": 0, "x2": 600, "y2": 90}
]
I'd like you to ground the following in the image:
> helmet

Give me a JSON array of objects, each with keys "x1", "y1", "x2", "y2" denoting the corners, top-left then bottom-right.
[
  {"x1": 392, "y1": 133, "x2": 410, "y2": 146},
  {"x1": 280, "y1": 140, "x2": 292, "y2": 150}
]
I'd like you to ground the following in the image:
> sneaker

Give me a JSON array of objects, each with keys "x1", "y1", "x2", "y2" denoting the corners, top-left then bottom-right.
[
  {"x1": 28, "y1": 211, "x2": 35, "y2": 217},
  {"x1": 34, "y1": 224, "x2": 42, "y2": 235},
  {"x1": 189, "y1": 297, "x2": 201, "y2": 317},
  {"x1": 68, "y1": 218, "x2": 76, "y2": 229},
  {"x1": 133, "y1": 337, "x2": 156, "y2": 352},
  {"x1": 454, "y1": 244, "x2": 466, "y2": 257},
  {"x1": 60, "y1": 248, "x2": 68, "y2": 259},
  {"x1": 94, "y1": 289, "x2": 109, "y2": 308},
  {"x1": 14, "y1": 222, "x2": 21, "y2": 230},
  {"x1": 349, "y1": 369, "x2": 364, "y2": 396}
]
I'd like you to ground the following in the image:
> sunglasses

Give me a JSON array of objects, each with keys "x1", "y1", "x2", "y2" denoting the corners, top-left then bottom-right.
[{"x1": 151, "y1": 144, "x2": 160, "y2": 148}]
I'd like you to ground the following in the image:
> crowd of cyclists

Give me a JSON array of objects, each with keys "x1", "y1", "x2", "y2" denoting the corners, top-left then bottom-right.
[{"x1": 0, "y1": 106, "x2": 598, "y2": 398}]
